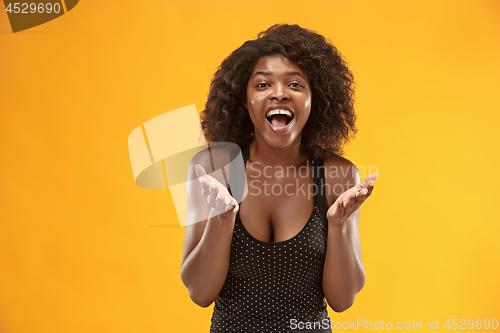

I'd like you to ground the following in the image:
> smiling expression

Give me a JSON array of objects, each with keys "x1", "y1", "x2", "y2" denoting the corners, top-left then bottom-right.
[{"x1": 245, "y1": 54, "x2": 312, "y2": 148}]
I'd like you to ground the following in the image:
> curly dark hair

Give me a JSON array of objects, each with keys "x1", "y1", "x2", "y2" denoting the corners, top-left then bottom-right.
[{"x1": 201, "y1": 24, "x2": 357, "y2": 159}]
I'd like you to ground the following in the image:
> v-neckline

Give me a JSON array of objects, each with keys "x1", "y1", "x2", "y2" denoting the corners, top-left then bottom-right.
[{"x1": 235, "y1": 143, "x2": 320, "y2": 244}]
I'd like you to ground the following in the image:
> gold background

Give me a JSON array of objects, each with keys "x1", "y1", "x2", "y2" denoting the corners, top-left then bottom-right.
[{"x1": 1, "y1": 0, "x2": 499, "y2": 331}]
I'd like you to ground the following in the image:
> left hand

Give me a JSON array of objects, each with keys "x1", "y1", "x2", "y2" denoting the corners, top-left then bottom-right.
[{"x1": 326, "y1": 172, "x2": 379, "y2": 225}]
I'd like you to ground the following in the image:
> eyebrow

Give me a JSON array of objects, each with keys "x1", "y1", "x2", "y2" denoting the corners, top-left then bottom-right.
[{"x1": 253, "y1": 71, "x2": 305, "y2": 78}]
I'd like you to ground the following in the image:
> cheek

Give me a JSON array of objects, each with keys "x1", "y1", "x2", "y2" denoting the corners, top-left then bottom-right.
[
  {"x1": 304, "y1": 91, "x2": 312, "y2": 108},
  {"x1": 301, "y1": 111, "x2": 312, "y2": 125},
  {"x1": 304, "y1": 98, "x2": 311, "y2": 111},
  {"x1": 246, "y1": 99, "x2": 257, "y2": 118},
  {"x1": 301, "y1": 95, "x2": 312, "y2": 123},
  {"x1": 247, "y1": 93, "x2": 265, "y2": 107},
  {"x1": 245, "y1": 102, "x2": 258, "y2": 124},
  {"x1": 246, "y1": 94, "x2": 267, "y2": 117},
  {"x1": 301, "y1": 95, "x2": 312, "y2": 116}
]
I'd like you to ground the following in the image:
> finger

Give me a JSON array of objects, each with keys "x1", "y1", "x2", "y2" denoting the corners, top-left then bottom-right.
[
  {"x1": 214, "y1": 192, "x2": 238, "y2": 213},
  {"x1": 362, "y1": 173, "x2": 378, "y2": 196},
  {"x1": 220, "y1": 193, "x2": 231, "y2": 207},
  {"x1": 363, "y1": 173, "x2": 379, "y2": 187},
  {"x1": 198, "y1": 169, "x2": 230, "y2": 195},
  {"x1": 225, "y1": 197, "x2": 238, "y2": 212},
  {"x1": 194, "y1": 164, "x2": 207, "y2": 178},
  {"x1": 349, "y1": 184, "x2": 363, "y2": 198},
  {"x1": 217, "y1": 190, "x2": 231, "y2": 208},
  {"x1": 336, "y1": 195, "x2": 345, "y2": 216},
  {"x1": 345, "y1": 189, "x2": 365, "y2": 215},
  {"x1": 360, "y1": 182, "x2": 374, "y2": 198},
  {"x1": 367, "y1": 172, "x2": 379, "y2": 181},
  {"x1": 355, "y1": 187, "x2": 369, "y2": 200},
  {"x1": 368, "y1": 179, "x2": 376, "y2": 195},
  {"x1": 198, "y1": 175, "x2": 211, "y2": 196},
  {"x1": 346, "y1": 185, "x2": 362, "y2": 202},
  {"x1": 353, "y1": 183, "x2": 363, "y2": 193},
  {"x1": 214, "y1": 192, "x2": 225, "y2": 211},
  {"x1": 195, "y1": 164, "x2": 210, "y2": 195},
  {"x1": 341, "y1": 189, "x2": 357, "y2": 213},
  {"x1": 207, "y1": 179, "x2": 221, "y2": 206},
  {"x1": 198, "y1": 171, "x2": 224, "y2": 191}
]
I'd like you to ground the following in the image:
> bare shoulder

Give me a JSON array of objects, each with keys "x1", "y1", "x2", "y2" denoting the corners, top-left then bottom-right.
[
  {"x1": 323, "y1": 154, "x2": 360, "y2": 206},
  {"x1": 189, "y1": 145, "x2": 234, "y2": 177}
]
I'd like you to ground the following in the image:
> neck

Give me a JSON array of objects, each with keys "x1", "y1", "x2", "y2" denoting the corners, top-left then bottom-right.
[{"x1": 248, "y1": 135, "x2": 309, "y2": 168}]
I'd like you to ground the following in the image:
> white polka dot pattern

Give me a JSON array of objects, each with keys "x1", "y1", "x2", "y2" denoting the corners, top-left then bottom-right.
[{"x1": 210, "y1": 207, "x2": 331, "y2": 333}]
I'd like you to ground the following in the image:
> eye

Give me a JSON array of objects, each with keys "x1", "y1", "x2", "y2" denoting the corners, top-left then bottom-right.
[
  {"x1": 256, "y1": 83, "x2": 269, "y2": 88},
  {"x1": 289, "y1": 82, "x2": 303, "y2": 88}
]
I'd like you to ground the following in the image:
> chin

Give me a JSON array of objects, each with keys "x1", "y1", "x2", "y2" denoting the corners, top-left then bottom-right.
[{"x1": 261, "y1": 134, "x2": 300, "y2": 149}]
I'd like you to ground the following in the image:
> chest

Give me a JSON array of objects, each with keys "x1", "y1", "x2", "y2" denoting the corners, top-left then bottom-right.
[
  {"x1": 229, "y1": 208, "x2": 328, "y2": 280},
  {"x1": 239, "y1": 168, "x2": 316, "y2": 243}
]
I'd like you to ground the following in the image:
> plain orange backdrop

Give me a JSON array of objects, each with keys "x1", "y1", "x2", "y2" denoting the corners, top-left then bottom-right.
[{"x1": 1, "y1": 1, "x2": 499, "y2": 332}]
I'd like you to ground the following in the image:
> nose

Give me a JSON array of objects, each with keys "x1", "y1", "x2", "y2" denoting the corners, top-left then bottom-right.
[{"x1": 270, "y1": 83, "x2": 290, "y2": 100}]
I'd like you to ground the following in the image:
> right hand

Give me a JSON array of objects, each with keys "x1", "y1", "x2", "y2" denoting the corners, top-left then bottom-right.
[{"x1": 194, "y1": 164, "x2": 239, "y2": 214}]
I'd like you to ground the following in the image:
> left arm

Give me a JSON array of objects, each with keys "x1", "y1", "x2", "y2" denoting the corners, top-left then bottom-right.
[{"x1": 322, "y1": 161, "x2": 378, "y2": 312}]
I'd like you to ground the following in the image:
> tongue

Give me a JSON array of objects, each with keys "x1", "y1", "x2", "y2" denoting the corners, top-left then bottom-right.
[{"x1": 270, "y1": 114, "x2": 288, "y2": 128}]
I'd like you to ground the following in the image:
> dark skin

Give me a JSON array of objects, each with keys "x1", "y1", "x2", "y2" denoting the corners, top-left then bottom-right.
[{"x1": 180, "y1": 54, "x2": 378, "y2": 311}]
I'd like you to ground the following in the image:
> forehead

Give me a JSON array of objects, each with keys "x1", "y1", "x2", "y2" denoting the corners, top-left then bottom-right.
[{"x1": 251, "y1": 54, "x2": 305, "y2": 77}]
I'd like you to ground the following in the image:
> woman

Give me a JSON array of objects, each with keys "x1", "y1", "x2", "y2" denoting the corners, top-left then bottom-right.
[{"x1": 180, "y1": 24, "x2": 378, "y2": 333}]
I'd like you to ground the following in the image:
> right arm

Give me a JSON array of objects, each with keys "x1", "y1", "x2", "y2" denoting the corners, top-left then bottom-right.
[{"x1": 180, "y1": 149, "x2": 239, "y2": 307}]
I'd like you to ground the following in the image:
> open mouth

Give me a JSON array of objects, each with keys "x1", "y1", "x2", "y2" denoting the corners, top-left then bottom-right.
[{"x1": 265, "y1": 109, "x2": 295, "y2": 128}]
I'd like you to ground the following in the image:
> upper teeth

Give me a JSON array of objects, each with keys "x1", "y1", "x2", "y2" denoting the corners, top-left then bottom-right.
[{"x1": 266, "y1": 109, "x2": 293, "y2": 118}]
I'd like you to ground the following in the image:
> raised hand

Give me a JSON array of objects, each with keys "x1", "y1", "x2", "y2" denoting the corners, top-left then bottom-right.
[
  {"x1": 194, "y1": 164, "x2": 239, "y2": 214},
  {"x1": 326, "y1": 172, "x2": 379, "y2": 225}
]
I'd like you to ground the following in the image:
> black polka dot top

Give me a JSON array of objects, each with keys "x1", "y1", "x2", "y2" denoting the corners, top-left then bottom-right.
[{"x1": 210, "y1": 145, "x2": 332, "y2": 333}]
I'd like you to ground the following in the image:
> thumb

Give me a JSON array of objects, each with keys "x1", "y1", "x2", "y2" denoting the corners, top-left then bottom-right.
[
  {"x1": 337, "y1": 195, "x2": 344, "y2": 210},
  {"x1": 194, "y1": 164, "x2": 207, "y2": 178}
]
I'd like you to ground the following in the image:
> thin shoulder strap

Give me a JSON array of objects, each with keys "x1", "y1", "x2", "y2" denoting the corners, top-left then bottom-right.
[
  {"x1": 313, "y1": 158, "x2": 330, "y2": 228},
  {"x1": 207, "y1": 146, "x2": 215, "y2": 173},
  {"x1": 227, "y1": 144, "x2": 248, "y2": 202},
  {"x1": 241, "y1": 143, "x2": 249, "y2": 164}
]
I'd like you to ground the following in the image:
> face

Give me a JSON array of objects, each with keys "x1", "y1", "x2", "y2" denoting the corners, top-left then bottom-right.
[{"x1": 245, "y1": 54, "x2": 312, "y2": 149}]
